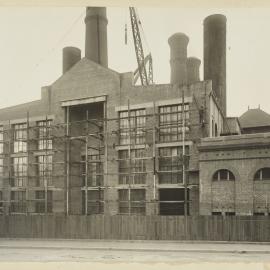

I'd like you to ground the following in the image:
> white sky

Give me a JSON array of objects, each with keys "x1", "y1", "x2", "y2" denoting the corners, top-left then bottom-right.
[{"x1": 0, "y1": 6, "x2": 270, "y2": 117}]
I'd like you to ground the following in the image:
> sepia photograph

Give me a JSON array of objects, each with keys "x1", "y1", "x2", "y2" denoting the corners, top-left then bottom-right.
[{"x1": 0, "y1": 1, "x2": 269, "y2": 268}]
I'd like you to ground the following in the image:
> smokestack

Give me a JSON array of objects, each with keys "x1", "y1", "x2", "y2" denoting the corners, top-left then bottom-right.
[
  {"x1": 85, "y1": 7, "x2": 108, "y2": 67},
  {"x1": 187, "y1": 57, "x2": 201, "y2": 84},
  {"x1": 204, "y1": 14, "x2": 227, "y2": 116},
  {"x1": 168, "y1": 33, "x2": 189, "y2": 85},
  {"x1": 62, "y1": 47, "x2": 81, "y2": 74}
]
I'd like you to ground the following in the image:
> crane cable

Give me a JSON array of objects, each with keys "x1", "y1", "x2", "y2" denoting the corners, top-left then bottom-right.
[
  {"x1": 125, "y1": 8, "x2": 128, "y2": 45},
  {"x1": 125, "y1": 24, "x2": 128, "y2": 45},
  {"x1": 35, "y1": 10, "x2": 85, "y2": 69},
  {"x1": 15, "y1": 10, "x2": 85, "y2": 95}
]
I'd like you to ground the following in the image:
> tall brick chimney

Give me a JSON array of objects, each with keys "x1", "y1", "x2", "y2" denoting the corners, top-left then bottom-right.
[
  {"x1": 168, "y1": 33, "x2": 189, "y2": 85},
  {"x1": 85, "y1": 7, "x2": 108, "y2": 67},
  {"x1": 187, "y1": 57, "x2": 201, "y2": 84},
  {"x1": 204, "y1": 14, "x2": 227, "y2": 116},
  {"x1": 62, "y1": 47, "x2": 81, "y2": 74}
]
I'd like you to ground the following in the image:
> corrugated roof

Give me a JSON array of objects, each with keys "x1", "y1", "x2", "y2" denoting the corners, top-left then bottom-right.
[{"x1": 239, "y1": 108, "x2": 270, "y2": 128}]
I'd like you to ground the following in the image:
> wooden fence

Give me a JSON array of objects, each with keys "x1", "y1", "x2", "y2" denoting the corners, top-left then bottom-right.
[{"x1": 0, "y1": 215, "x2": 269, "y2": 241}]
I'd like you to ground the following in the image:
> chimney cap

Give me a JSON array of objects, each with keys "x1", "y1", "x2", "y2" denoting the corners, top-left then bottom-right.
[
  {"x1": 204, "y1": 14, "x2": 227, "y2": 25},
  {"x1": 63, "y1": 46, "x2": 81, "y2": 54},
  {"x1": 86, "y1": 7, "x2": 107, "y2": 17},
  {"x1": 168, "y1": 32, "x2": 189, "y2": 46},
  {"x1": 187, "y1": 57, "x2": 201, "y2": 64}
]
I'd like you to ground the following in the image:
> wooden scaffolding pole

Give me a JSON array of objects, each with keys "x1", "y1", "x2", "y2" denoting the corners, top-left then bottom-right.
[
  {"x1": 8, "y1": 120, "x2": 11, "y2": 214},
  {"x1": 85, "y1": 110, "x2": 89, "y2": 215},
  {"x1": 103, "y1": 99, "x2": 108, "y2": 214},
  {"x1": 153, "y1": 101, "x2": 157, "y2": 202},
  {"x1": 65, "y1": 106, "x2": 70, "y2": 215},
  {"x1": 98, "y1": 123, "x2": 102, "y2": 214},
  {"x1": 181, "y1": 90, "x2": 189, "y2": 239},
  {"x1": 127, "y1": 99, "x2": 131, "y2": 215},
  {"x1": 182, "y1": 91, "x2": 188, "y2": 217},
  {"x1": 26, "y1": 111, "x2": 30, "y2": 214},
  {"x1": 45, "y1": 115, "x2": 48, "y2": 214}
]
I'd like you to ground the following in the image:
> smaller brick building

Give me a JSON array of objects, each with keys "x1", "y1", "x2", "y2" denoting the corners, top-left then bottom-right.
[{"x1": 199, "y1": 132, "x2": 270, "y2": 216}]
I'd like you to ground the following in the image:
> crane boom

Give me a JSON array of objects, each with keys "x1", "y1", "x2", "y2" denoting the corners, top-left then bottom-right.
[
  {"x1": 129, "y1": 7, "x2": 153, "y2": 86},
  {"x1": 134, "y1": 53, "x2": 152, "y2": 84}
]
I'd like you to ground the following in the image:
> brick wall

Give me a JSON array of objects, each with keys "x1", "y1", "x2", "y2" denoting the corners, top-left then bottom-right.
[
  {"x1": 199, "y1": 134, "x2": 270, "y2": 215},
  {"x1": 0, "y1": 58, "x2": 215, "y2": 216}
]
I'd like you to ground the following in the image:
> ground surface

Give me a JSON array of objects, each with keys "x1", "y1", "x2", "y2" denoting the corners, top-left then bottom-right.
[{"x1": 0, "y1": 239, "x2": 269, "y2": 263}]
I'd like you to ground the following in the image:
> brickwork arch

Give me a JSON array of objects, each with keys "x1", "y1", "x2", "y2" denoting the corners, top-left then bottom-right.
[
  {"x1": 248, "y1": 160, "x2": 270, "y2": 213},
  {"x1": 209, "y1": 165, "x2": 238, "y2": 213},
  {"x1": 210, "y1": 165, "x2": 240, "y2": 181},
  {"x1": 248, "y1": 160, "x2": 270, "y2": 181}
]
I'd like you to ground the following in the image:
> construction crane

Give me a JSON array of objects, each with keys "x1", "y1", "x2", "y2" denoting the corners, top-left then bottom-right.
[
  {"x1": 133, "y1": 53, "x2": 152, "y2": 85},
  {"x1": 129, "y1": 7, "x2": 153, "y2": 86}
]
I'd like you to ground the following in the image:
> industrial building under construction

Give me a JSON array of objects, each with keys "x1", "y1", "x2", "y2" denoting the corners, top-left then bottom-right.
[{"x1": 0, "y1": 7, "x2": 270, "y2": 219}]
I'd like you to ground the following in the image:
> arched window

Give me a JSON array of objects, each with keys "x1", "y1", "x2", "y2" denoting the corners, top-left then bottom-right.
[
  {"x1": 213, "y1": 169, "x2": 235, "y2": 181},
  {"x1": 254, "y1": 168, "x2": 270, "y2": 181}
]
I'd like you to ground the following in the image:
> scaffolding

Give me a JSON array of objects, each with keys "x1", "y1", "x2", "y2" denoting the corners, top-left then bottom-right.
[{"x1": 0, "y1": 94, "x2": 207, "y2": 216}]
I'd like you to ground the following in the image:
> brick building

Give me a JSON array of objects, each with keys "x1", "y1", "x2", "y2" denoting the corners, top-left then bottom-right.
[
  {"x1": 199, "y1": 133, "x2": 270, "y2": 216},
  {"x1": 0, "y1": 7, "x2": 269, "y2": 217},
  {"x1": 198, "y1": 106, "x2": 270, "y2": 216}
]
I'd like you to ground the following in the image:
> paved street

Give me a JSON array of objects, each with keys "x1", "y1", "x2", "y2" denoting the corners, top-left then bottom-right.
[{"x1": 0, "y1": 239, "x2": 269, "y2": 263}]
